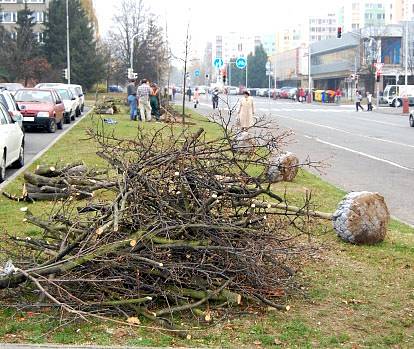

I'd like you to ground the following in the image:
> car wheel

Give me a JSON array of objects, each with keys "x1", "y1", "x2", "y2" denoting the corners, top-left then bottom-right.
[
  {"x1": 57, "y1": 117, "x2": 63, "y2": 130},
  {"x1": 47, "y1": 119, "x2": 57, "y2": 133},
  {"x1": 0, "y1": 151, "x2": 6, "y2": 183},
  {"x1": 410, "y1": 114, "x2": 414, "y2": 127},
  {"x1": 65, "y1": 113, "x2": 71, "y2": 124},
  {"x1": 395, "y1": 99, "x2": 402, "y2": 107},
  {"x1": 71, "y1": 112, "x2": 75, "y2": 121},
  {"x1": 12, "y1": 142, "x2": 24, "y2": 169},
  {"x1": 76, "y1": 108, "x2": 81, "y2": 117}
]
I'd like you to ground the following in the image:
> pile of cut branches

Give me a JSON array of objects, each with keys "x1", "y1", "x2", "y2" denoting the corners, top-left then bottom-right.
[
  {"x1": 0, "y1": 117, "x2": 320, "y2": 336},
  {"x1": 95, "y1": 97, "x2": 122, "y2": 114},
  {"x1": 2, "y1": 162, "x2": 114, "y2": 202}
]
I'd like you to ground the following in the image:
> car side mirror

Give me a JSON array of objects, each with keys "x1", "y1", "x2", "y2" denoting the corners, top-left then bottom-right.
[
  {"x1": 79, "y1": 94, "x2": 83, "y2": 97},
  {"x1": 71, "y1": 97, "x2": 76, "y2": 101}
]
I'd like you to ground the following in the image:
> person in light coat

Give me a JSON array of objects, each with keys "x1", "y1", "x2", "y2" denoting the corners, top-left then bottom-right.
[{"x1": 237, "y1": 91, "x2": 255, "y2": 129}]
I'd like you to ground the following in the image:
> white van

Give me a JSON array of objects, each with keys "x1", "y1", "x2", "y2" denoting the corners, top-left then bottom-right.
[{"x1": 383, "y1": 85, "x2": 414, "y2": 107}]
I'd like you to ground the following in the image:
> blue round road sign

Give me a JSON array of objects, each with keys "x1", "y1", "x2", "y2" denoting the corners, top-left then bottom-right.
[
  {"x1": 213, "y1": 58, "x2": 224, "y2": 69},
  {"x1": 236, "y1": 56, "x2": 247, "y2": 69},
  {"x1": 194, "y1": 69, "x2": 200, "y2": 77}
]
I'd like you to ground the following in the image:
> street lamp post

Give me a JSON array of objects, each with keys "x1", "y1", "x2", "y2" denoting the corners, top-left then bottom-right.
[
  {"x1": 130, "y1": 33, "x2": 140, "y2": 71},
  {"x1": 66, "y1": 0, "x2": 71, "y2": 84}
]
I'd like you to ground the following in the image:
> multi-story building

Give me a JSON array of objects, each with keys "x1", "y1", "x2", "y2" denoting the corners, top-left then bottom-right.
[
  {"x1": 214, "y1": 32, "x2": 275, "y2": 62},
  {"x1": 308, "y1": 13, "x2": 338, "y2": 42},
  {"x1": 342, "y1": 1, "x2": 391, "y2": 32},
  {"x1": 275, "y1": 25, "x2": 304, "y2": 52},
  {"x1": 0, "y1": 0, "x2": 49, "y2": 42}
]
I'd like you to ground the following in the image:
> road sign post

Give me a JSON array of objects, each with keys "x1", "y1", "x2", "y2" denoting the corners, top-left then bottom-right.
[
  {"x1": 235, "y1": 56, "x2": 248, "y2": 89},
  {"x1": 374, "y1": 62, "x2": 384, "y2": 109}
]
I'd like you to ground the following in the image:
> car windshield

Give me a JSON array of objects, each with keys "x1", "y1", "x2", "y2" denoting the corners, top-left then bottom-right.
[
  {"x1": 15, "y1": 90, "x2": 53, "y2": 103},
  {"x1": 57, "y1": 89, "x2": 71, "y2": 100}
]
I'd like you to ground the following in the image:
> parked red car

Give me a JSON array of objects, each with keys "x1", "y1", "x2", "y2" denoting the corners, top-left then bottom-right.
[{"x1": 14, "y1": 88, "x2": 65, "y2": 133}]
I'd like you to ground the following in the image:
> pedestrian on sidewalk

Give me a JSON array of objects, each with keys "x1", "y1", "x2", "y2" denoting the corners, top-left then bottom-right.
[
  {"x1": 186, "y1": 87, "x2": 192, "y2": 102},
  {"x1": 127, "y1": 79, "x2": 138, "y2": 121},
  {"x1": 212, "y1": 88, "x2": 219, "y2": 109},
  {"x1": 150, "y1": 83, "x2": 161, "y2": 121},
  {"x1": 355, "y1": 90, "x2": 364, "y2": 112},
  {"x1": 137, "y1": 79, "x2": 152, "y2": 121},
  {"x1": 366, "y1": 91, "x2": 373, "y2": 111},
  {"x1": 237, "y1": 91, "x2": 255, "y2": 129},
  {"x1": 193, "y1": 87, "x2": 200, "y2": 108},
  {"x1": 335, "y1": 87, "x2": 341, "y2": 104}
]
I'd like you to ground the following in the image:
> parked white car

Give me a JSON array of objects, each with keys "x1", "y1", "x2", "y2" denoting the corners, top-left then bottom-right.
[
  {"x1": 0, "y1": 102, "x2": 24, "y2": 182},
  {"x1": 67, "y1": 84, "x2": 85, "y2": 112},
  {"x1": 55, "y1": 86, "x2": 77, "y2": 123},
  {"x1": 0, "y1": 89, "x2": 23, "y2": 129}
]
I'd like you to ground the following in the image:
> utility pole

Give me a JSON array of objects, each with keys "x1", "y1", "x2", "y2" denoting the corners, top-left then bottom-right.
[{"x1": 66, "y1": 0, "x2": 71, "y2": 84}]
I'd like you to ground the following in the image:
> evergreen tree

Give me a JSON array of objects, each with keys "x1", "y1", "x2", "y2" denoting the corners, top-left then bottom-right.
[
  {"x1": 13, "y1": 3, "x2": 40, "y2": 84},
  {"x1": 248, "y1": 44, "x2": 268, "y2": 88},
  {"x1": 133, "y1": 16, "x2": 167, "y2": 83},
  {"x1": 229, "y1": 57, "x2": 246, "y2": 87},
  {"x1": 43, "y1": 0, "x2": 104, "y2": 89}
]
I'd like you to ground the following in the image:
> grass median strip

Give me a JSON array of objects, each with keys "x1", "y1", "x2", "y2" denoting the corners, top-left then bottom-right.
[{"x1": 0, "y1": 101, "x2": 413, "y2": 348}]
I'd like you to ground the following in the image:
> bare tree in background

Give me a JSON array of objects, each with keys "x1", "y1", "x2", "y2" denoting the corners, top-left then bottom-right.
[{"x1": 108, "y1": 0, "x2": 169, "y2": 85}]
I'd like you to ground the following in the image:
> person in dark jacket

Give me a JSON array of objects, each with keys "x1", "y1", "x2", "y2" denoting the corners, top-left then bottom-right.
[
  {"x1": 126, "y1": 79, "x2": 137, "y2": 120},
  {"x1": 186, "y1": 87, "x2": 192, "y2": 102},
  {"x1": 212, "y1": 88, "x2": 219, "y2": 109}
]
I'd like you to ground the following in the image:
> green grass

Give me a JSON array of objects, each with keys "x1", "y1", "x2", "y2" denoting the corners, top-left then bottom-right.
[{"x1": 0, "y1": 100, "x2": 413, "y2": 348}]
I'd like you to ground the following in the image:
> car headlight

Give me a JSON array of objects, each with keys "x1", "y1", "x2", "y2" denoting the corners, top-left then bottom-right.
[{"x1": 37, "y1": 112, "x2": 50, "y2": 117}]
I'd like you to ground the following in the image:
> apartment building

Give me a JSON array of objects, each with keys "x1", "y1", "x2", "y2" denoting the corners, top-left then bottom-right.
[
  {"x1": 308, "y1": 13, "x2": 338, "y2": 42},
  {"x1": 214, "y1": 32, "x2": 265, "y2": 62},
  {"x1": 0, "y1": 0, "x2": 49, "y2": 42}
]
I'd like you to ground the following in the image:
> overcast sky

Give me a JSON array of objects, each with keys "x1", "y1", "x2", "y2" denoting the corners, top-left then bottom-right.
[{"x1": 94, "y1": 0, "x2": 343, "y2": 55}]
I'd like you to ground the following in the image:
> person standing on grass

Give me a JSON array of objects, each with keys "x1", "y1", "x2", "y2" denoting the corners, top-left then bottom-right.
[
  {"x1": 355, "y1": 90, "x2": 364, "y2": 112},
  {"x1": 150, "y1": 83, "x2": 161, "y2": 121},
  {"x1": 237, "y1": 91, "x2": 255, "y2": 129},
  {"x1": 127, "y1": 79, "x2": 137, "y2": 121},
  {"x1": 193, "y1": 87, "x2": 200, "y2": 108},
  {"x1": 137, "y1": 79, "x2": 152, "y2": 122},
  {"x1": 367, "y1": 91, "x2": 373, "y2": 111}
]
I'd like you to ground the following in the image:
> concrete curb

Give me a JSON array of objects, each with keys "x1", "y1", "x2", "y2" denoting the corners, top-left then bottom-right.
[{"x1": 0, "y1": 108, "x2": 94, "y2": 192}]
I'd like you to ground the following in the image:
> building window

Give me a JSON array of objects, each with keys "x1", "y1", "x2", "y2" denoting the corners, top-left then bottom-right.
[
  {"x1": 34, "y1": 11, "x2": 44, "y2": 23},
  {"x1": 35, "y1": 32, "x2": 44, "y2": 43},
  {"x1": 24, "y1": 0, "x2": 46, "y2": 3},
  {"x1": 0, "y1": 11, "x2": 18, "y2": 23},
  {"x1": 0, "y1": 0, "x2": 17, "y2": 3},
  {"x1": 10, "y1": 31, "x2": 17, "y2": 40}
]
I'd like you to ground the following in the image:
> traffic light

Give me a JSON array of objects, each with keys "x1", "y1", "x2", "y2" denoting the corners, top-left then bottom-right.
[
  {"x1": 222, "y1": 75, "x2": 226, "y2": 84},
  {"x1": 376, "y1": 71, "x2": 381, "y2": 82},
  {"x1": 62, "y1": 68, "x2": 68, "y2": 80},
  {"x1": 337, "y1": 27, "x2": 342, "y2": 38}
]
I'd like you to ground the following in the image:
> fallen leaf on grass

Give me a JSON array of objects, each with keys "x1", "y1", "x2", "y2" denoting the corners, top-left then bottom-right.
[{"x1": 126, "y1": 316, "x2": 140, "y2": 325}]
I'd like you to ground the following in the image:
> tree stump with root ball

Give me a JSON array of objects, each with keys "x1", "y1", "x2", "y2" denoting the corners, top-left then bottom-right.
[
  {"x1": 332, "y1": 191, "x2": 390, "y2": 244},
  {"x1": 267, "y1": 152, "x2": 299, "y2": 183}
]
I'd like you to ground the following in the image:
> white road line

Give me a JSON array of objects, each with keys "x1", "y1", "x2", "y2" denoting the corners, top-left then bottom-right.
[
  {"x1": 303, "y1": 135, "x2": 414, "y2": 171},
  {"x1": 276, "y1": 114, "x2": 414, "y2": 149}
]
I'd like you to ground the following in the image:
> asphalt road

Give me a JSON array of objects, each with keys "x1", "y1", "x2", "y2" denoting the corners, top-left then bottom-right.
[
  {"x1": 188, "y1": 94, "x2": 414, "y2": 225},
  {"x1": 4, "y1": 107, "x2": 90, "y2": 181}
]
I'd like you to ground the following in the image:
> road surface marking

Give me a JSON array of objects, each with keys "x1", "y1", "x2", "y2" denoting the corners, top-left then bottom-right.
[
  {"x1": 275, "y1": 114, "x2": 414, "y2": 149},
  {"x1": 303, "y1": 135, "x2": 414, "y2": 171}
]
